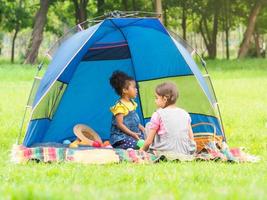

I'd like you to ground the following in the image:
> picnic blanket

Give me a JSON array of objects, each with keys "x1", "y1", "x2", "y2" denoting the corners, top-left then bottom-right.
[
  {"x1": 11, "y1": 142, "x2": 260, "y2": 164},
  {"x1": 11, "y1": 145, "x2": 157, "y2": 164}
]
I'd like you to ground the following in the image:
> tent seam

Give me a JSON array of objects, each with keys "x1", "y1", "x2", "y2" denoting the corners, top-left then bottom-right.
[{"x1": 109, "y1": 18, "x2": 145, "y2": 126}]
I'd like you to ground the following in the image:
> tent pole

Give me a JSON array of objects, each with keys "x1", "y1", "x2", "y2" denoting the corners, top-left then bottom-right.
[
  {"x1": 16, "y1": 62, "x2": 44, "y2": 145},
  {"x1": 167, "y1": 29, "x2": 226, "y2": 141},
  {"x1": 192, "y1": 50, "x2": 226, "y2": 141},
  {"x1": 207, "y1": 77, "x2": 226, "y2": 141},
  {"x1": 200, "y1": 60, "x2": 226, "y2": 141},
  {"x1": 16, "y1": 107, "x2": 29, "y2": 145}
]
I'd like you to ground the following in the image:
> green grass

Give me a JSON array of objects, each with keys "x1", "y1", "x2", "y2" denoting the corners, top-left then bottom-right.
[{"x1": 0, "y1": 59, "x2": 266, "y2": 200}]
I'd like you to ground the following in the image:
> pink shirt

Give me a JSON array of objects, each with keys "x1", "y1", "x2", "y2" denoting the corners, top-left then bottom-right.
[{"x1": 149, "y1": 112, "x2": 166, "y2": 135}]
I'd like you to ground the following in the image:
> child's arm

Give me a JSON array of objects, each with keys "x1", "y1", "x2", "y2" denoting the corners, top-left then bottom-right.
[
  {"x1": 138, "y1": 124, "x2": 145, "y2": 133},
  {"x1": 188, "y1": 122, "x2": 194, "y2": 140},
  {"x1": 116, "y1": 114, "x2": 140, "y2": 140},
  {"x1": 140, "y1": 129, "x2": 157, "y2": 151}
]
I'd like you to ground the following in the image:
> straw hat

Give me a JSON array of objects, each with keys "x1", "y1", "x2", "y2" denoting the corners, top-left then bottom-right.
[{"x1": 70, "y1": 124, "x2": 103, "y2": 147}]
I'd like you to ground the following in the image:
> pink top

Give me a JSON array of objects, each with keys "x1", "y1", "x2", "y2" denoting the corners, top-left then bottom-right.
[{"x1": 150, "y1": 112, "x2": 166, "y2": 135}]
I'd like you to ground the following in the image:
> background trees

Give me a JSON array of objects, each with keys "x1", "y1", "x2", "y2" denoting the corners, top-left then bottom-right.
[
  {"x1": 24, "y1": 0, "x2": 51, "y2": 64},
  {"x1": 238, "y1": 0, "x2": 266, "y2": 58},
  {"x1": 0, "y1": 0, "x2": 266, "y2": 64},
  {"x1": 1, "y1": 0, "x2": 31, "y2": 63}
]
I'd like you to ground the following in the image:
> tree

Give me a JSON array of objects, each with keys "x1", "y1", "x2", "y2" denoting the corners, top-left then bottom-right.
[
  {"x1": 0, "y1": 2, "x2": 4, "y2": 24},
  {"x1": 222, "y1": 0, "x2": 231, "y2": 59},
  {"x1": 122, "y1": 0, "x2": 129, "y2": 10},
  {"x1": 0, "y1": 33, "x2": 3, "y2": 56},
  {"x1": 98, "y1": 0, "x2": 153, "y2": 16},
  {"x1": 220, "y1": 0, "x2": 241, "y2": 59},
  {"x1": 72, "y1": 0, "x2": 89, "y2": 24},
  {"x1": 46, "y1": 1, "x2": 76, "y2": 37},
  {"x1": 162, "y1": 0, "x2": 195, "y2": 41},
  {"x1": 2, "y1": 0, "x2": 31, "y2": 63},
  {"x1": 238, "y1": 0, "x2": 264, "y2": 58},
  {"x1": 255, "y1": 5, "x2": 267, "y2": 57},
  {"x1": 97, "y1": 0, "x2": 105, "y2": 15},
  {"x1": 176, "y1": 0, "x2": 194, "y2": 40},
  {"x1": 0, "y1": 3, "x2": 4, "y2": 56},
  {"x1": 24, "y1": 0, "x2": 51, "y2": 64},
  {"x1": 197, "y1": 0, "x2": 221, "y2": 59},
  {"x1": 180, "y1": 1, "x2": 188, "y2": 40},
  {"x1": 155, "y1": 0, "x2": 163, "y2": 23},
  {"x1": 132, "y1": 0, "x2": 137, "y2": 10}
]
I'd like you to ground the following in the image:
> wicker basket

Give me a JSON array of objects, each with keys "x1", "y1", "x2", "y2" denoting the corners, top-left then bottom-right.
[{"x1": 192, "y1": 122, "x2": 223, "y2": 152}]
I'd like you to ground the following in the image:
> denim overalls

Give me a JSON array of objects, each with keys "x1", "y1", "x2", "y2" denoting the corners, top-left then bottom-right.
[{"x1": 110, "y1": 100, "x2": 144, "y2": 149}]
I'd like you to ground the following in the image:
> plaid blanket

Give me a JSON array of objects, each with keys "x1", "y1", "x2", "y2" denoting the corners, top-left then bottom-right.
[
  {"x1": 11, "y1": 145, "x2": 67, "y2": 163},
  {"x1": 11, "y1": 145, "x2": 157, "y2": 164},
  {"x1": 11, "y1": 143, "x2": 259, "y2": 164}
]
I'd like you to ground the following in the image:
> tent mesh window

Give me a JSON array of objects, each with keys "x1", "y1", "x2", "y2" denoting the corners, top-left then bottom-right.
[
  {"x1": 26, "y1": 76, "x2": 42, "y2": 107},
  {"x1": 31, "y1": 81, "x2": 67, "y2": 120}
]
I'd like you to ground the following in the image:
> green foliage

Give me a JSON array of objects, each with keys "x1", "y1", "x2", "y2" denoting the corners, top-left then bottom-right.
[
  {"x1": 0, "y1": 0, "x2": 267, "y2": 60},
  {"x1": 256, "y1": 6, "x2": 267, "y2": 34},
  {"x1": 1, "y1": 0, "x2": 33, "y2": 32},
  {"x1": 46, "y1": 1, "x2": 76, "y2": 36},
  {"x1": 0, "y1": 2, "x2": 3, "y2": 25}
]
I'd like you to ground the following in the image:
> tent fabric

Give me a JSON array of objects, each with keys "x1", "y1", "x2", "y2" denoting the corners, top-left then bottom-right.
[
  {"x1": 171, "y1": 37, "x2": 215, "y2": 104},
  {"x1": 23, "y1": 18, "x2": 224, "y2": 147},
  {"x1": 32, "y1": 23, "x2": 102, "y2": 107}
]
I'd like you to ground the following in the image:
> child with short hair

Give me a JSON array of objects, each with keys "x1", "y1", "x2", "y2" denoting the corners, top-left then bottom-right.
[
  {"x1": 109, "y1": 71, "x2": 145, "y2": 149},
  {"x1": 141, "y1": 82, "x2": 196, "y2": 155}
]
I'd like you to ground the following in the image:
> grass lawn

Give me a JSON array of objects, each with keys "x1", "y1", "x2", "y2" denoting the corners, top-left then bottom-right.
[{"x1": 0, "y1": 59, "x2": 266, "y2": 199}]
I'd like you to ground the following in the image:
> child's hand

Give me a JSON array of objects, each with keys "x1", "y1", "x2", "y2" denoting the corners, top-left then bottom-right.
[
  {"x1": 138, "y1": 124, "x2": 145, "y2": 133},
  {"x1": 131, "y1": 132, "x2": 140, "y2": 140}
]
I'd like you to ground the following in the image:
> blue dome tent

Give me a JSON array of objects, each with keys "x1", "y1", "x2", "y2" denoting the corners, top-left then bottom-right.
[{"x1": 19, "y1": 15, "x2": 225, "y2": 147}]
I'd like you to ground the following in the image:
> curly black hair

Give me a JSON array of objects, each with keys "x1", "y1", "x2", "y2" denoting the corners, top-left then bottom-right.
[{"x1": 109, "y1": 70, "x2": 134, "y2": 96}]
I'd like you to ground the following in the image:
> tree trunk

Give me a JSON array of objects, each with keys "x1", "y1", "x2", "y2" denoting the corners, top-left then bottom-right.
[
  {"x1": 238, "y1": 0, "x2": 262, "y2": 58},
  {"x1": 198, "y1": 0, "x2": 219, "y2": 59},
  {"x1": 181, "y1": 2, "x2": 187, "y2": 40},
  {"x1": 225, "y1": 28, "x2": 230, "y2": 59},
  {"x1": 162, "y1": 1, "x2": 168, "y2": 27},
  {"x1": 24, "y1": 0, "x2": 50, "y2": 64},
  {"x1": 11, "y1": 0, "x2": 22, "y2": 63},
  {"x1": 155, "y1": 0, "x2": 163, "y2": 23},
  {"x1": 199, "y1": 10, "x2": 218, "y2": 60},
  {"x1": 97, "y1": 0, "x2": 104, "y2": 15},
  {"x1": 254, "y1": 30, "x2": 261, "y2": 57},
  {"x1": 211, "y1": 7, "x2": 218, "y2": 59},
  {"x1": 132, "y1": 0, "x2": 137, "y2": 10},
  {"x1": 11, "y1": 26, "x2": 19, "y2": 63},
  {"x1": 122, "y1": 0, "x2": 128, "y2": 10},
  {"x1": 73, "y1": 0, "x2": 88, "y2": 24},
  {"x1": 224, "y1": 0, "x2": 230, "y2": 59}
]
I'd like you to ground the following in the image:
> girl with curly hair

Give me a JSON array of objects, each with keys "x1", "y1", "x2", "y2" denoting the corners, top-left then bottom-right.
[{"x1": 109, "y1": 71, "x2": 145, "y2": 149}]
